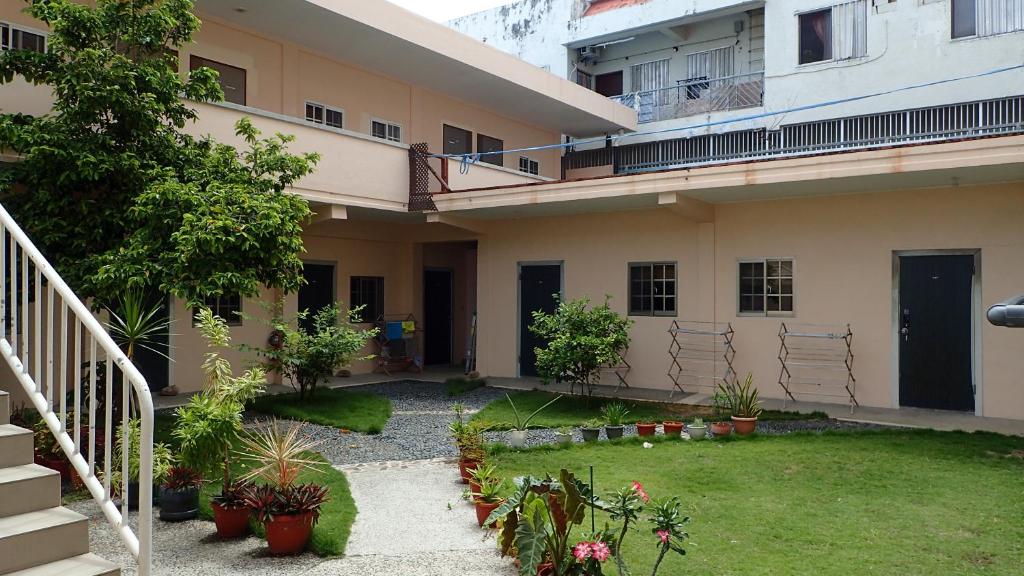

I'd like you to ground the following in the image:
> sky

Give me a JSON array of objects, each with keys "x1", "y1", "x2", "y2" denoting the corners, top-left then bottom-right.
[{"x1": 388, "y1": 0, "x2": 513, "y2": 22}]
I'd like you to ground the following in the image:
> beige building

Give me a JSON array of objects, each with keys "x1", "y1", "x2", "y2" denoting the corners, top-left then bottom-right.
[{"x1": 2, "y1": 0, "x2": 1023, "y2": 422}]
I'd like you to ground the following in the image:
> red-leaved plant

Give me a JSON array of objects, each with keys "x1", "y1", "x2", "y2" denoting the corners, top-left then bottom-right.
[{"x1": 243, "y1": 483, "x2": 329, "y2": 524}]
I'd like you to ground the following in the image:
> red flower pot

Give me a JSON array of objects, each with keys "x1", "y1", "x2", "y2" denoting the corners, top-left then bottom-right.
[
  {"x1": 731, "y1": 416, "x2": 758, "y2": 436},
  {"x1": 663, "y1": 421, "x2": 684, "y2": 437},
  {"x1": 710, "y1": 421, "x2": 733, "y2": 437},
  {"x1": 474, "y1": 500, "x2": 500, "y2": 528},
  {"x1": 212, "y1": 501, "x2": 251, "y2": 539},
  {"x1": 458, "y1": 458, "x2": 480, "y2": 484},
  {"x1": 636, "y1": 423, "x2": 657, "y2": 437},
  {"x1": 264, "y1": 512, "x2": 313, "y2": 556}
]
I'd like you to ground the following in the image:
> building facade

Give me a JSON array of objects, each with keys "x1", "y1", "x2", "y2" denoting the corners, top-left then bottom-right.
[{"x1": 1, "y1": 0, "x2": 1023, "y2": 421}]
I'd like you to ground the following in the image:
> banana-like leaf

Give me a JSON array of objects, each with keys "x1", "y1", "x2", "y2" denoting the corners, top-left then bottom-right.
[
  {"x1": 559, "y1": 468, "x2": 588, "y2": 524},
  {"x1": 485, "y1": 475, "x2": 537, "y2": 527},
  {"x1": 515, "y1": 498, "x2": 549, "y2": 576},
  {"x1": 499, "y1": 509, "x2": 519, "y2": 557}
]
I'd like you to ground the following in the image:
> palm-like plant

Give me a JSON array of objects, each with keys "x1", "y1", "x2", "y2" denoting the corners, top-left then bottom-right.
[
  {"x1": 237, "y1": 420, "x2": 324, "y2": 490},
  {"x1": 601, "y1": 402, "x2": 630, "y2": 426},
  {"x1": 106, "y1": 290, "x2": 173, "y2": 361},
  {"x1": 507, "y1": 393, "x2": 562, "y2": 431}
]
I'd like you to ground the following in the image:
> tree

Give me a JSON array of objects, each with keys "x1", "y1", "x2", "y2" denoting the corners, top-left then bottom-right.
[
  {"x1": 529, "y1": 296, "x2": 632, "y2": 400},
  {"x1": 0, "y1": 0, "x2": 316, "y2": 305}
]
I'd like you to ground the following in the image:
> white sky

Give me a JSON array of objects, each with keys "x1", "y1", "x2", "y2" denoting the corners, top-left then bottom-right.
[{"x1": 388, "y1": 0, "x2": 513, "y2": 22}]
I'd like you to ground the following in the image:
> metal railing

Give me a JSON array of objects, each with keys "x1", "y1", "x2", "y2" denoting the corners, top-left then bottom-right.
[
  {"x1": 611, "y1": 71, "x2": 765, "y2": 124},
  {"x1": 0, "y1": 203, "x2": 152, "y2": 576},
  {"x1": 565, "y1": 95, "x2": 1024, "y2": 174}
]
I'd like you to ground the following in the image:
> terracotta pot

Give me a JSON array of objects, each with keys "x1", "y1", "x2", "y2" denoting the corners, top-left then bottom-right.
[
  {"x1": 710, "y1": 421, "x2": 733, "y2": 437},
  {"x1": 663, "y1": 421, "x2": 684, "y2": 437},
  {"x1": 604, "y1": 425, "x2": 624, "y2": 440},
  {"x1": 474, "y1": 499, "x2": 500, "y2": 528},
  {"x1": 212, "y1": 501, "x2": 251, "y2": 539},
  {"x1": 159, "y1": 486, "x2": 199, "y2": 521},
  {"x1": 264, "y1": 512, "x2": 314, "y2": 555},
  {"x1": 636, "y1": 422, "x2": 657, "y2": 437},
  {"x1": 731, "y1": 416, "x2": 758, "y2": 436},
  {"x1": 469, "y1": 479, "x2": 481, "y2": 496},
  {"x1": 458, "y1": 458, "x2": 481, "y2": 484}
]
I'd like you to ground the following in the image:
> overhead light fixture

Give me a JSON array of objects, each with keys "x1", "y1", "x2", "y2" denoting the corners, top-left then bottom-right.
[{"x1": 234, "y1": 6, "x2": 247, "y2": 13}]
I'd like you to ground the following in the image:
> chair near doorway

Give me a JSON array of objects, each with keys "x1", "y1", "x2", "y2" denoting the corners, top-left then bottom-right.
[{"x1": 373, "y1": 312, "x2": 422, "y2": 375}]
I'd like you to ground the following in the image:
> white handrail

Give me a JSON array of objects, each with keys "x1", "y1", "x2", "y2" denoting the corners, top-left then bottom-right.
[{"x1": 0, "y1": 202, "x2": 152, "y2": 576}]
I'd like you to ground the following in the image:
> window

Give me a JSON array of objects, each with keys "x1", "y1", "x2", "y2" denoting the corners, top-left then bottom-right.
[
  {"x1": 476, "y1": 134, "x2": 504, "y2": 167},
  {"x1": 739, "y1": 259, "x2": 794, "y2": 315},
  {"x1": 195, "y1": 294, "x2": 242, "y2": 326},
  {"x1": 954, "y1": 0, "x2": 1024, "y2": 38},
  {"x1": 952, "y1": 0, "x2": 977, "y2": 37},
  {"x1": 629, "y1": 263, "x2": 676, "y2": 316},
  {"x1": 371, "y1": 120, "x2": 402, "y2": 142},
  {"x1": 350, "y1": 276, "x2": 384, "y2": 323},
  {"x1": 799, "y1": 2, "x2": 867, "y2": 64},
  {"x1": 1, "y1": 23, "x2": 46, "y2": 53},
  {"x1": 189, "y1": 56, "x2": 246, "y2": 105},
  {"x1": 305, "y1": 101, "x2": 343, "y2": 129},
  {"x1": 518, "y1": 156, "x2": 539, "y2": 175},
  {"x1": 443, "y1": 124, "x2": 473, "y2": 156}
]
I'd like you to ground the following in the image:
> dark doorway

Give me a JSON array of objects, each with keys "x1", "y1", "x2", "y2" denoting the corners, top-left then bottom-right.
[
  {"x1": 298, "y1": 263, "x2": 335, "y2": 333},
  {"x1": 898, "y1": 254, "x2": 975, "y2": 411},
  {"x1": 519, "y1": 264, "x2": 561, "y2": 377},
  {"x1": 424, "y1": 269, "x2": 453, "y2": 365},
  {"x1": 130, "y1": 292, "x2": 170, "y2": 392},
  {"x1": 443, "y1": 124, "x2": 473, "y2": 156},
  {"x1": 595, "y1": 71, "x2": 624, "y2": 97}
]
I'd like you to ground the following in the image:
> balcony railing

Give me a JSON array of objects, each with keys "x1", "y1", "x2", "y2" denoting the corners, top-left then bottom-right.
[
  {"x1": 611, "y1": 72, "x2": 765, "y2": 124},
  {"x1": 565, "y1": 95, "x2": 1024, "y2": 174}
]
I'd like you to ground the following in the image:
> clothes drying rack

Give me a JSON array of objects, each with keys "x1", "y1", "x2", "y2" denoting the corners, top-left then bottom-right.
[
  {"x1": 777, "y1": 322, "x2": 857, "y2": 413},
  {"x1": 667, "y1": 320, "x2": 737, "y2": 398},
  {"x1": 374, "y1": 313, "x2": 422, "y2": 375}
]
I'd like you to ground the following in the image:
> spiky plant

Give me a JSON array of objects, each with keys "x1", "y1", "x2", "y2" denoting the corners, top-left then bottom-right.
[{"x1": 237, "y1": 420, "x2": 324, "y2": 490}]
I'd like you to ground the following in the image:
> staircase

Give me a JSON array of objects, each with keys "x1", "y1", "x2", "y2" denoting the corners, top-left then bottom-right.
[{"x1": 0, "y1": 390, "x2": 119, "y2": 575}]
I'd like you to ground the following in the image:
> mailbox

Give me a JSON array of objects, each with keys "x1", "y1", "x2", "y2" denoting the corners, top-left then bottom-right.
[{"x1": 987, "y1": 294, "x2": 1024, "y2": 328}]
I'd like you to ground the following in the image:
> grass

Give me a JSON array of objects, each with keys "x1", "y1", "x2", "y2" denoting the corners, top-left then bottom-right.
[
  {"x1": 153, "y1": 410, "x2": 356, "y2": 557},
  {"x1": 445, "y1": 377, "x2": 487, "y2": 396},
  {"x1": 472, "y1": 390, "x2": 826, "y2": 430},
  {"x1": 490, "y1": 430, "x2": 1024, "y2": 575},
  {"x1": 247, "y1": 387, "x2": 393, "y2": 434}
]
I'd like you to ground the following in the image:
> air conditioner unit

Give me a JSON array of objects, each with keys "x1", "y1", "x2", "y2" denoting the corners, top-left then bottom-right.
[{"x1": 578, "y1": 45, "x2": 602, "y2": 62}]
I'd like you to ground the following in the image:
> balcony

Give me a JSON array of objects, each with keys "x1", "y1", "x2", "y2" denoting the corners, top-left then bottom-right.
[{"x1": 610, "y1": 72, "x2": 765, "y2": 124}]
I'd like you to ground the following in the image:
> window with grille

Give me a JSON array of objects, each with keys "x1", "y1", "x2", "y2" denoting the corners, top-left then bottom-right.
[
  {"x1": 477, "y1": 134, "x2": 504, "y2": 167},
  {"x1": 629, "y1": 58, "x2": 670, "y2": 93},
  {"x1": 1, "y1": 23, "x2": 46, "y2": 53},
  {"x1": 738, "y1": 259, "x2": 794, "y2": 315},
  {"x1": 371, "y1": 120, "x2": 402, "y2": 142},
  {"x1": 629, "y1": 262, "x2": 676, "y2": 316},
  {"x1": 195, "y1": 294, "x2": 242, "y2": 326},
  {"x1": 954, "y1": 0, "x2": 1024, "y2": 38},
  {"x1": 518, "y1": 156, "x2": 539, "y2": 175},
  {"x1": 798, "y1": 1, "x2": 867, "y2": 64},
  {"x1": 305, "y1": 101, "x2": 344, "y2": 129},
  {"x1": 350, "y1": 276, "x2": 384, "y2": 323}
]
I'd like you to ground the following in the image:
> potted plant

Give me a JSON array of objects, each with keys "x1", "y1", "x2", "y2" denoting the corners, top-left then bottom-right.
[
  {"x1": 469, "y1": 464, "x2": 506, "y2": 528},
  {"x1": 636, "y1": 421, "x2": 657, "y2": 437},
  {"x1": 663, "y1": 420, "x2": 684, "y2": 437},
  {"x1": 554, "y1": 426, "x2": 573, "y2": 445},
  {"x1": 720, "y1": 372, "x2": 762, "y2": 436},
  {"x1": 709, "y1": 389, "x2": 734, "y2": 438},
  {"x1": 174, "y1": 308, "x2": 267, "y2": 538},
  {"x1": 159, "y1": 466, "x2": 203, "y2": 521},
  {"x1": 686, "y1": 417, "x2": 707, "y2": 440},
  {"x1": 601, "y1": 402, "x2": 629, "y2": 440},
  {"x1": 239, "y1": 420, "x2": 329, "y2": 555},
  {"x1": 505, "y1": 393, "x2": 562, "y2": 449},
  {"x1": 109, "y1": 418, "x2": 174, "y2": 511},
  {"x1": 580, "y1": 418, "x2": 603, "y2": 442},
  {"x1": 451, "y1": 406, "x2": 488, "y2": 483}
]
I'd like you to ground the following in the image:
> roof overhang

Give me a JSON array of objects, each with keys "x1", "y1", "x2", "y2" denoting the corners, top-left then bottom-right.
[{"x1": 195, "y1": 0, "x2": 637, "y2": 136}]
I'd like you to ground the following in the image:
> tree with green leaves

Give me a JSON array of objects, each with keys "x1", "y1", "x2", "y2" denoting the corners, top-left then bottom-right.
[{"x1": 0, "y1": 0, "x2": 317, "y2": 306}]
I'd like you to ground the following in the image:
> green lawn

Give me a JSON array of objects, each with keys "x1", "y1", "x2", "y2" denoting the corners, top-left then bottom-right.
[
  {"x1": 473, "y1": 390, "x2": 826, "y2": 430},
  {"x1": 490, "y1": 430, "x2": 1024, "y2": 575},
  {"x1": 154, "y1": 410, "x2": 356, "y2": 556},
  {"x1": 248, "y1": 387, "x2": 392, "y2": 434},
  {"x1": 445, "y1": 377, "x2": 487, "y2": 396}
]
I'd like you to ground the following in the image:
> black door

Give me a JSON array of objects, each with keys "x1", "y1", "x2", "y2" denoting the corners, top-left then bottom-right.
[
  {"x1": 898, "y1": 255, "x2": 974, "y2": 411},
  {"x1": 519, "y1": 264, "x2": 561, "y2": 377},
  {"x1": 595, "y1": 71, "x2": 624, "y2": 97},
  {"x1": 298, "y1": 263, "x2": 335, "y2": 332},
  {"x1": 424, "y1": 269, "x2": 453, "y2": 365},
  {"x1": 130, "y1": 293, "x2": 170, "y2": 392}
]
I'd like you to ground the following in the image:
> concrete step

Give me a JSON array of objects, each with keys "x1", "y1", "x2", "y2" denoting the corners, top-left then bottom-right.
[
  {"x1": 0, "y1": 464, "x2": 61, "y2": 519},
  {"x1": 4, "y1": 553, "x2": 120, "y2": 576},
  {"x1": 0, "y1": 424, "x2": 34, "y2": 467},
  {"x1": 0, "y1": 391, "x2": 9, "y2": 425},
  {"x1": 0, "y1": 507, "x2": 90, "y2": 574}
]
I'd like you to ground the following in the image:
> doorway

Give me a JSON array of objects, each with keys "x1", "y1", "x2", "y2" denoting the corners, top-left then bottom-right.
[
  {"x1": 424, "y1": 269, "x2": 453, "y2": 365},
  {"x1": 131, "y1": 292, "x2": 170, "y2": 392},
  {"x1": 897, "y1": 253, "x2": 976, "y2": 411},
  {"x1": 518, "y1": 263, "x2": 562, "y2": 377},
  {"x1": 298, "y1": 262, "x2": 335, "y2": 333},
  {"x1": 595, "y1": 71, "x2": 624, "y2": 97}
]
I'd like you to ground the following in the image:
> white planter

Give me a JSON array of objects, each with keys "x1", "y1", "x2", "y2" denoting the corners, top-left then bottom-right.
[
  {"x1": 554, "y1": 432, "x2": 573, "y2": 445},
  {"x1": 508, "y1": 429, "x2": 528, "y2": 448},
  {"x1": 687, "y1": 425, "x2": 707, "y2": 440}
]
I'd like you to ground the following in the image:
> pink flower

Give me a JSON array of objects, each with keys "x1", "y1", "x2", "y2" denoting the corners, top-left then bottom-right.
[
  {"x1": 632, "y1": 481, "x2": 650, "y2": 503},
  {"x1": 591, "y1": 541, "x2": 611, "y2": 562},
  {"x1": 657, "y1": 530, "x2": 670, "y2": 544},
  {"x1": 573, "y1": 542, "x2": 592, "y2": 561}
]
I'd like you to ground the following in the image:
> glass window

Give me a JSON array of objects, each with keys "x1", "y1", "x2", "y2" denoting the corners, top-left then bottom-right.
[
  {"x1": 477, "y1": 134, "x2": 504, "y2": 167},
  {"x1": 195, "y1": 294, "x2": 242, "y2": 326},
  {"x1": 1, "y1": 24, "x2": 46, "y2": 53},
  {"x1": 799, "y1": 9, "x2": 832, "y2": 64},
  {"x1": 952, "y1": 0, "x2": 977, "y2": 39},
  {"x1": 629, "y1": 263, "x2": 676, "y2": 316},
  {"x1": 372, "y1": 120, "x2": 401, "y2": 142},
  {"x1": 190, "y1": 56, "x2": 246, "y2": 105},
  {"x1": 443, "y1": 124, "x2": 473, "y2": 155},
  {"x1": 325, "y1": 108, "x2": 343, "y2": 129},
  {"x1": 350, "y1": 276, "x2": 384, "y2": 323},
  {"x1": 739, "y1": 259, "x2": 794, "y2": 315},
  {"x1": 305, "y1": 101, "x2": 343, "y2": 129},
  {"x1": 518, "y1": 156, "x2": 539, "y2": 175}
]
